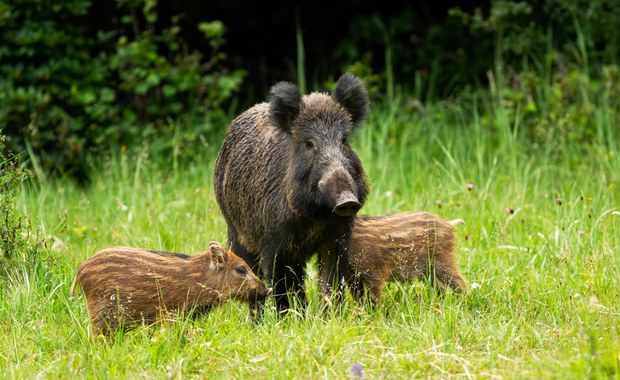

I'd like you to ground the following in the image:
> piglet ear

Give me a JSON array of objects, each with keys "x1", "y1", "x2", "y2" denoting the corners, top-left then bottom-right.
[
  {"x1": 269, "y1": 81, "x2": 302, "y2": 133},
  {"x1": 209, "y1": 241, "x2": 228, "y2": 267},
  {"x1": 333, "y1": 73, "x2": 370, "y2": 127}
]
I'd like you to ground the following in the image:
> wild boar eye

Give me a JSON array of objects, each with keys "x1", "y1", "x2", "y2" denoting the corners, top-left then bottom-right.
[
  {"x1": 305, "y1": 140, "x2": 315, "y2": 150},
  {"x1": 235, "y1": 266, "x2": 248, "y2": 276}
]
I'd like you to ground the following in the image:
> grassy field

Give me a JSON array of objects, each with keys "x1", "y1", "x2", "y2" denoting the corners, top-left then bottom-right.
[{"x1": 2, "y1": 89, "x2": 619, "y2": 379}]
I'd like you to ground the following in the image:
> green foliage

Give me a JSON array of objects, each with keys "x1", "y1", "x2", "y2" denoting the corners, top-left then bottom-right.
[
  {"x1": 0, "y1": 0, "x2": 244, "y2": 179},
  {"x1": 544, "y1": 0, "x2": 620, "y2": 64},
  {"x1": 487, "y1": 62, "x2": 620, "y2": 151},
  {"x1": 450, "y1": 1, "x2": 539, "y2": 55},
  {"x1": 2, "y1": 0, "x2": 619, "y2": 182},
  {"x1": 449, "y1": 0, "x2": 620, "y2": 80},
  {"x1": 0, "y1": 134, "x2": 27, "y2": 265},
  {"x1": 336, "y1": 0, "x2": 619, "y2": 105},
  {"x1": 0, "y1": 0, "x2": 104, "y2": 178},
  {"x1": 335, "y1": 10, "x2": 438, "y2": 100},
  {"x1": 446, "y1": 0, "x2": 620, "y2": 150},
  {"x1": 0, "y1": 132, "x2": 44, "y2": 282}
]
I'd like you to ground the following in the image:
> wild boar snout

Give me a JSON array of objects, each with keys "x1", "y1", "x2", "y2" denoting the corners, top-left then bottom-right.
[
  {"x1": 318, "y1": 165, "x2": 361, "y2": 217},
  {"x1": 333, "y1": 191, "x2": 361, "y2": 216}
]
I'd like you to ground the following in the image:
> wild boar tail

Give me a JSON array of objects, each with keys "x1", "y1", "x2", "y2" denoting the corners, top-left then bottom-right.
[
  {"x1": 69, "y1": 274, "x2": 79, "y2": 300},
  {"x1": 448, "y1": 218, "x2": 465, "y2": 226}
]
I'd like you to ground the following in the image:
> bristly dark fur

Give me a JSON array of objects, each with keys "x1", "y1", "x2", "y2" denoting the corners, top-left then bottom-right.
[
  {"x1": 214, "y1": 73, "x2": 371, "y2": 315},
  {"x1": 332, "y1": 73, "x2": 370, "y2": 126},
  {"x1": 269, "y1": 81, "x2": 302, "y2": 132},
  {"x1": 347, "y1": 211, "x2": 467, "y2": 305}
]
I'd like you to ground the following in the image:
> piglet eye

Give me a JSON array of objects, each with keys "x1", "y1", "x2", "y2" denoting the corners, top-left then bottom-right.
[
  {"x1": 341, "y1": 136, "x2": 348, "y2": 145},
  {"x1": 305, "y1": 140, "x2": 315, "y2": 149},
  {"x1": 235, "y1": 266, "x2": 248, "y2": 276}
]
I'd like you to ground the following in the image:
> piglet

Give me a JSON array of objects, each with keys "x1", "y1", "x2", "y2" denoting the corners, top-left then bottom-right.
[
  {"x1": 70, "y1": 241, "x2": 270, "y2": 336},
  {"x1": 347, "y1": 211, "x2": 467, "y2": 305}
]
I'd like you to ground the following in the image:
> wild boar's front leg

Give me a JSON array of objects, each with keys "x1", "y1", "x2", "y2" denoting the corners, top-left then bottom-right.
[
  {"x1": 282, "y1": 259, "x2": 307, "y2": 311},
  {"x1": 318, "y1": 241, "x2": 349, "y2": 307},
  {"x1": 226, "y1": 230, "x2": 265, "y2": 319},
  {"x1": 270, "y1": 256, "x2": 307, "y2": 314}
]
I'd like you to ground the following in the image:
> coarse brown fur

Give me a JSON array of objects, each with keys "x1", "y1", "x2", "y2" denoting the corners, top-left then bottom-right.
[
  {"x1": 70, "y1": 242, "x2": 270, "y2": 337},
  {"x1": 347, "y1": 212, "x2": 467, "y2": 305},
  {"x1": 214, "y1": 73, "x2": 370, "y2": 315}
]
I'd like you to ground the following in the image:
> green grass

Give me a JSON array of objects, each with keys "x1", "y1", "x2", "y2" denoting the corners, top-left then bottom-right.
[{"x1": 3, "y1": 90, "x2": 620, "y2": 378}]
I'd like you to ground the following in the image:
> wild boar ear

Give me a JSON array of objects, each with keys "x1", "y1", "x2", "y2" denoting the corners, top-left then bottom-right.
[
  {"x1": 269, "y1": 81, "x2": 302, "y2": 133},
  {"x1": 333, "y1": 73, "x2": 370, "y2": 127},
  {"x1": 209, "y1": 241, "x2": 228, "y2": 267}
]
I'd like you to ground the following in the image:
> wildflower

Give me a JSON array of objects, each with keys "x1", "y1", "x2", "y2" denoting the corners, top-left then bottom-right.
[
  {"x1": 555, "y1": 197, "x2": 563, "y2": 205},
  {"x1": 467, "y1": 183, "x2": 474, "y2": 191},
  {"x1": 115, "y1": 197, "x2": 129, "y2": 211},
  {"x1": 351, "y1": 364, "x2": 363, "y2": 379},
  {"x1": 435, "y1": 199, "x2": 442, "y2": 207},
  {"x1": 588, "y1": 295, "x2": 604, "y2": 312},
  {"x1": 604, "y1": 151, "x2": 614, "y2": 161},
  {"x1": 578, "y1": 230, "x2": 585, "y2": 235},
  {"x1": 51, "y1": 237, "x2": 66, "y2": 252},
  {"x1": 166, "y1": 365, "x2": 175, "y2": 380},
  {"x1": 470, "y1": 282, "x2": 481, "y2": 290},
  {"x1": 504, "y1": 207, "x2": 514, "y2": 214}
]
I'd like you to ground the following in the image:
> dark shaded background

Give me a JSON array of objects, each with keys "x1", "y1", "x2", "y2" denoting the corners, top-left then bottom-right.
[
  {"x1": 2, "y1": 0, "x2": 618, "y2": 180},
  {"x1": 90, "y1": 0, "x2": 493, "y2": 100}
]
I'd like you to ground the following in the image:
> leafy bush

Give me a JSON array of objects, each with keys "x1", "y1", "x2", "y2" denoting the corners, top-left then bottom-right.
[
  {"x1": 0, "y1": 0, "x2": 103, "y2": 179},
  {"x1": 0, "y1": 132, "x2": 41, "y2": 279},
  {"x1": 467, "y1": 61, "x2": 619, "y2": 158},
  {"x1": 450, "y1": 1, "x2": 620, "y2": 149},
  {"x1": 0, "y1": 0, "x2": 244, "y2": 181},
  {"x1": 335, "y1": 0, "x2": 619, "y2": 104},
  {"x1": 2, "y1": 0, "x2": 619, "y2": 181}
]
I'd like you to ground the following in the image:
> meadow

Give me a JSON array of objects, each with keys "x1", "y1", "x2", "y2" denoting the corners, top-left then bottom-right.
[{"x1": 2, "y1": 86, "x2": 619, "y2": 378}]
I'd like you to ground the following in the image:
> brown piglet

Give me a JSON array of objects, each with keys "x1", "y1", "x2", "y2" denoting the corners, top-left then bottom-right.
[
  {"x1": 347, "y1": 211, "x2": 467, "y2": 305},
  {"x1": 70, "y1": 241, "x2": 270, "y2": 337}
]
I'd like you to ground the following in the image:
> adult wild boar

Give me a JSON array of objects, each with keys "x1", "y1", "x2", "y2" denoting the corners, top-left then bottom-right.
[{"x1": 214, "y1": 73, "x2": 370, "y2": 314}]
